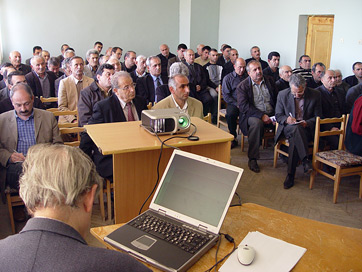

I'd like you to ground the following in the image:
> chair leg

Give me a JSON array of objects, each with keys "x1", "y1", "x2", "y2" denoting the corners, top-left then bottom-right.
[
  {"x1": 99, "y1": 180, "x2": 105, "y2": 221},
  {"x1": 333, "y1": 168, "x2": 342, "y2": 204},
  {"x1": 6, "y1": 193, "x2": 16, "y2": 234},
  {"x1": 309, "y1": 170, "x2": 316, "y2": 189},
  {"x1": 273, "y1": 145, "x2": 279, "y2": 168},
  {"x1": 106, "y1": 179, "x2": 112, "y2": 222},
  {"x1": 359, "y1": 174, "x2": 362, "y2": 199},
  {"x1": 241, "y1": 134, "x2": 245, "y2": 152}
]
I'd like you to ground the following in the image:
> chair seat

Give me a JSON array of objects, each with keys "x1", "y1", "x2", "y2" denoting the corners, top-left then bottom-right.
[{"x1": 316, "y1": 150, "x2": 362, "y2": 167}]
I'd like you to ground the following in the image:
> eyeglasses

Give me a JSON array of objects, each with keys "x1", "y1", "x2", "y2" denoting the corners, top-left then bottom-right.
[{"x1": 119, "y1": 83, "x2": 136, "y2": 91}]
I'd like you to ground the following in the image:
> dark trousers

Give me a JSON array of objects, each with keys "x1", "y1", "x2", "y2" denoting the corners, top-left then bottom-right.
[
  {"x1": 6, "y1": 162, "x2": 23, "y2": 189},
  {"x1": 196, "y1": 89, "x2": 214, "y2": 116},
  {"x1": 247, "y1": 117, "x2": 274, "y2": 160},
  {"x1": 283, "y1": 125, "x2": 313, "y2": 175},
  {"x1": 226, "y1": 104, "x2": 239, "y2": 139}
]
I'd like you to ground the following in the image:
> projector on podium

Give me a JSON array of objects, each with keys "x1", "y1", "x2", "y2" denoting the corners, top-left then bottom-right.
[{"x1": 141, "y1": 108, "x2": 191, "y2": 135}]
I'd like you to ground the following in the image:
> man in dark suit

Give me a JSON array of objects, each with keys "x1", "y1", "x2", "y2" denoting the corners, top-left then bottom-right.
[
  {"x1": 25, "y1": 55, "x2": 57, "y2": 99},
  {"x1": 306, "y1": 62, "x2": 325, "y2": 89},
  {"x1": 136, "y1": 56, "x2": 168, "y2": 104},
  {"x1": 47, "y1": 57, "x2": 64, "y2": 79},
  {"x1": 237, "y1": 60, "x2": 277, "y2": 173},
  {"x1": 343, "y1": 62, "x2": 362, "y2": 88},
  {"x1": 120, "y1": 51, "x2": 136, "y2": 73},
  {"x1": 130, "y1": 55, "x2": 148, "y2": 83},
  {"x1": 245, "y1": 46, "x2": 268, "y2": 70},
  {"x1": 216, "y1": 44, "x2": 231, "y2": 67},
  {"x1": 9, "y1": 51, "x2": 31, "y2": 75},
  {"x1": 167, "y1": 43, "x2": 187, "y2": 75},
  {"x1": 0, "y1": 144, "x2": 150, "y2": 272},
  {"x1": 80, "y1": 71, "x2": 147, "y2": 181},
  {"x1": 157, "y1": 44, "x2": 175, "y2": 77},
  {"x1": 276, "y1": 65, "x2": 293, "y2": 92},
  {"x1": 275, "y1": 74, "x2": 322, "y2": 189}
]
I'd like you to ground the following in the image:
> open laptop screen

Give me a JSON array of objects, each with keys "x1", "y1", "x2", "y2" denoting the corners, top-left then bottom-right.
[{"x1": 153, "y1": 152, "x2": 241, "y2": 228}]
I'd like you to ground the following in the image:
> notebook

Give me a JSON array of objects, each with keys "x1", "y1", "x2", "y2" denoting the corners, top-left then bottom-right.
[{"x1": 104, "y1": 149, "x2": 243, "y2": 272}]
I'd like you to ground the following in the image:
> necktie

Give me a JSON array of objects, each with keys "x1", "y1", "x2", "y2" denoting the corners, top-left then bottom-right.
[
  {"x1": 76, "y1": 81, "x2": 83, "y2": 96},
  {"x1": 156, "y1": 77, "x2": 161, "y2": 88},
  {"x1": 126, "y1": 102, "x2": 135, "y2": 121}
]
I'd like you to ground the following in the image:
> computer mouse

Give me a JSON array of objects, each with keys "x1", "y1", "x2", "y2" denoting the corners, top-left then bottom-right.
[{"x1": 237, "y1": 244, "x2": 255, "y2": 266}]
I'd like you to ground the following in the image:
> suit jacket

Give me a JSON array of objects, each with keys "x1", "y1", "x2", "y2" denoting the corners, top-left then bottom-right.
[
  {"x1": 55, "y1": 74, "x2": 67, "y2": 96},
  {"x1": 185, "y1": 62, "x2": 207, "y2": 92},
  {"x1": 17, "y1": 63, "x2": 32, "y2": 75},
  {"x1": 80, "y1": 94, "x2": 147, "y2": 180},
  {"x1": 343, "y1": 75, "x2": 359, "y2": 88},
  {"x1": 152, "y1": 95, "x2": 204, "y2": 119},
  {"x1": 0, "y1": 97, "x2": 45, "y2": 114},
  {"x1": 157, "y1": 52, "x2": 176, "y2": 77},
  {"x1": 0, "y1": 86, "x2": 10, "y2": 102},
  {"x1": 78, "y1": 81, "x2": 112, "y2": 127},
  {"x1": 130, "y1": 70, "x2": 148, "y2": 83},
  {"x1": 0, "y1": 80, "x2": 5, "y2": 90},
  {"x1": 0, "y1": 108, "x2": 63, "y2": 196},
  {"x1": 25, "y1": 70, "x2": 57, "y2": 98},
  {"x1": 0, "y1": 217, "x2": 151, "y2": 272},
  {"x1": 237, "y1": 76, "x2": 277, "y2": 135},
  {"x1": 346, "y1": 83, "x2": 362, "y2": 113},
  {"x1": 274, "y1": 87, "x2": 322, "y2": 142},
  {"x1": 58, "y1": 75, "x2": 94, "y2": 122},
  {"x1": 136, "y1": 74, "x2": 168, "y2": 104},
  {"x1": 245, "y1": 58, "x2": 268, "y2": 70}
]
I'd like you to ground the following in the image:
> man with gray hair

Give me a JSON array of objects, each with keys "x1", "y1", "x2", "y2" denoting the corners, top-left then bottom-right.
[
  {"x1": 83, "y1": 49, "x2": 99, "y2": 78},
  {"x1": 55, "y1": 57, "x2": 72, "y2": 95},
  {"x1": 136, "y1": 56, "x2": 168, "y2": 103},
  {"x1": 25, "y1": 55, "x2": 57, "y2": 100},
  {"x1": 130, "y1": 55, "x2": 148, "y2": 83},
  {"x1": 275, "y1": 74, "x2": 322, "y2": 189},
  {"x1": 152, "y1": 74, "x2": 203, "y2": 118},
  {"x1": 276, "y1": 65, "x2": 293, "y2": 92},
  {"x1": 80, "y1": 71, "x2": 147, "y2": 181},
  {"x1": 0, "y1": 83, "x2": 62, "y2": 195},
  {"x1": 9, "y1": 51, "x2": 32, "y2": 75},
  {"x1": 47, "y1": 56, "x2": 64, "y2": 79},
  {"x1": 0, "y1": 144, "x2": 151, "y2": 272}
]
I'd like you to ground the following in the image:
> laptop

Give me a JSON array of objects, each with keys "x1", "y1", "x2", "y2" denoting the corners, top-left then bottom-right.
[{"x1": 104, "y1": 149, "x2": 243, "y2": 272}]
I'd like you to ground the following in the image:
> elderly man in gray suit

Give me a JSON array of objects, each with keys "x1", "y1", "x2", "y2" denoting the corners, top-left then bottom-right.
[
  {"x1": 275, "y1": 74, "x2": 322, "y2": 189},
  {"x1": 0, "y1": 83, "x2": 62, "y2": 198},
  {"x1": 0, "y1": 144, "x2": 151, "y2": 272}
]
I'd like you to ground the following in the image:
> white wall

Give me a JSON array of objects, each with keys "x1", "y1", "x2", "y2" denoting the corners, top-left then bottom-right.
[
  {"x1": 218, "y1": 0, "x2": 362, "y2": 77},
  {"x1": 0, "y1": 0, "x2": 179, "y2": 61}
]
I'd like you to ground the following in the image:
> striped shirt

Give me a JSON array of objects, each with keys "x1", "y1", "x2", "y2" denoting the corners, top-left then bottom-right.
[{"x1": 15, "y1": 110, "x2": 36, "y2": 156}]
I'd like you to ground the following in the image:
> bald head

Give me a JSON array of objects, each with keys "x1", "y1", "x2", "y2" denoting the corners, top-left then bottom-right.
[
  {"x1": 234, "y1": 58, "x2": 246, "y2": 76},
  {"x1": 184, "y1": 49, "x2": 195, "y2": 65},
  {"x1": 9, "y1": 51, "x2": 22, "y2": 68},
  {"x1": 196, "y1": 44, "x2": 205, "y2": 56},
  {"x1": 159, "y1": 44, "x2": 170, "y2": 58}
]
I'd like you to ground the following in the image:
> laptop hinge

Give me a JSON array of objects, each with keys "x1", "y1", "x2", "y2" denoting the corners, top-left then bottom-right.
[
  {"x1": 198, "y1": 224, "x2": 208, "y2": 233},
  {"x1": 157, "y1": 209, "x2": 167, "y2": 216}
]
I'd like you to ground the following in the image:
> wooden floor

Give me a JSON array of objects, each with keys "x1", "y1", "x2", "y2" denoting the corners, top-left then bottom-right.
[{"x1": 1, "y1": 134, "x2": 362, "y2": 247}]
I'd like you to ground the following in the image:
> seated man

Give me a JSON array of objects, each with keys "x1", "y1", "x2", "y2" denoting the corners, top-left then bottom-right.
[
  {"x1": 167, "y1": 43, "x2": 187, "y2": 75},
  {"x1": 0, "y1": 83, "x2": 62, "y2": 194},
  {"x1": 222, "y1": 58, "x2": 247, "y2": 148},
  {"x1": 78, "y1": 63, "x2": 115, "y2": 126},
  {"x1": 262, "y1": 51, "x2": 280, "y2": 83},
  {"x1": 157, "y1": 44, "x2": 175, "y2": 77},
  {"x1": 237, "y1": 60, "x2": 277, "y2": 173},
  {"x1": 136, "y1": 56, "x2": 168, "y2": 104},
  {"x1": 306, "y1": 62, "x2": 325, "y2": 89},
  {"x1": 80, "y1": 71, "x2": 147, "y2": 181},
  {"x1": 276, "y1": 65, "x2": 293, "y2": 92},
  {"x1": 9, "y1": 51, "x2": 32, "y2": 75},
  {"x1": 55, "y1": 57, "x2": 72, "y2": 95},
  {"x1": 25, "y1": 46, "x2": 42, "y2": 65},
  {"x1": 83, "y1": 49, "x2": 99, "y2": 78},
  {"x1": 130, "y1": 55, "x2": 148, "y2": 83},
  {"x1": 58, "y1": 56, "x2": 94, "y2": 123},
  {"x1": 121, "y1": 51, "x2": 137, "y2": 73},
  {"x1": 152, "y1": 74, "x2": 203, "y2": 119},
  {"x1": 107, "y1": 57, "x2": 122, "y2": 72},
  {"x1": 47, "y1": 57, "x2": 64, "y2": 79},
  {"x1": 346, "y1": 83, "x2": 362, "y2": 113},
  {"x1": 275, "y1": 74, "x2": 322, "y2": 189},
  {"x1": 345, "y1": 95, "x2": 362, "y2": 156},
  {"x1": 204, "y1": 48, "x2": 223, "y2": 88},
  {"x1": 292, "y1": 55, "x2": 312, "y2": 80},
  {"x1": 0, "y1": 67, "x2": 16, "y2": 101},
  {"x1": 245, "y1": 46, "x2": 268, "y2": 70},
  {"x1": 343, "y1": 62, "x2": 362, "y2": 88},
  {"x1": 0, "y1": 144, "x2": 150, "y2": 272},
  {"x1": 194, "y1": 45, "x2": 210, "y2": 66}
]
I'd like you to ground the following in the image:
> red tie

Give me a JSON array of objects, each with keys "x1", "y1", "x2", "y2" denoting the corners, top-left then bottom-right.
[{"x1": 126, "y1": 102, "x2": 135, "y2": 121}]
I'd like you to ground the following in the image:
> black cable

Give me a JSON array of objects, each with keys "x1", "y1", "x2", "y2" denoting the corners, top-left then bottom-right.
[
  {"x1": 204, "y1": 233, "x2": 236, "y2": 272},
  {"x1": 138, "y1": 123, "x2": 198, "y2": 214},
  {"x1": 230, "y1": 192, "x2": 242, "y2": 207}
]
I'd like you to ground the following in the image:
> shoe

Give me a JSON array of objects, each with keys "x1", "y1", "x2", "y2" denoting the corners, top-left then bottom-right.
[
  {"x1": 231, "y1": 140, "x2": 238, "y2": 149},
  {"x1": 248, "y1": 159, "x2": 260, "y2": 173},
  {"x1": 283, "y1": 174, "x2": 295, "y2": 189},
  {"x1": 303, "y1": 159, "x2": 312, "y2": 174}
]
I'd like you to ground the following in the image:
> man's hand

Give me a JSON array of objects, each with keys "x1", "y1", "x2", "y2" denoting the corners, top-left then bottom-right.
[
  {"x1": 286, "y1": 116, "x2": 296, "y2": 125},
  {"x1": 10, "y1": 152, "x2": 25, "y2": 163},
  {"x1": 196, "y1": 85, "x2": 201, "y2": 92},
  {"x1": 299, "y1": 120, "x2": 307, "y2": 128},
  {"x1": 262, "y1": 114, "x2": 272, "y2": 124},
  {"x1": 331, "y1": 127, "x2": 339, "y2": 131}
]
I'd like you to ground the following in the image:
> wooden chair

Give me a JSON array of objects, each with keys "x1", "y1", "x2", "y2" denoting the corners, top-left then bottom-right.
[
  {"x1": 310, "y1": 115, "x2": 362, "y2": 203},
  {"x1": 59, "y1": 127, "x2": 84, "y2": 146},
  {"x1": 147, "y1": 102, "x2": 153, "y2": 110},
  {"x1": 203, "y1": 113, "x2": 212, "y2": 123},
  {"x1": 40, "y1": 96, "x2": 58, "y2": 103},
  {"x1": 99, "y1": 179, "x2": 113, "y2": 222},
  {"x1": 241, "y1": 128, "x2": 275, "y2": 152},
  {"x1": 216, "y1": 85, "x2": 228, "y2": 128},
  {"x1": 52, "y1": 109, "x2": 78, "y2": 128},
  {"x1": 273, "y1": 122, "x2": 290, "y2": 168},
  {"x1": 5, "y1": 187, "x2": 24, "y2": 234}
]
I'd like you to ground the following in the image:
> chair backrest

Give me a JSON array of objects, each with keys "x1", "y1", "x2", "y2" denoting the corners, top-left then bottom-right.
[
  {"x1": 313, "y1": 115, "x2": 346, "y2": 156},
  {"x1": 59, "y1": 126, "x2": 84, "y2": 146},
  {"x1": 203, "y1": 113, "x2": 211, "y2": 123},
  {"x1": 147, "y1": 102, "x2": 153, "y2": 110},
  {"x1": 52, "y1": 110, "x2": 78, "y2": 128},
  {"x1": 40, "y1": 96, "x2": 58, "y2": 103}
]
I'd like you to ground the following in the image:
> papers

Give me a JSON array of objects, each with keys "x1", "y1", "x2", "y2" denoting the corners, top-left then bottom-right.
[
  {"x1": 291, "y1": 120, "x2": 304, "y2": 125},
  {"x1": 219, "y1": 231, "x2": 306, "y2": 272}
]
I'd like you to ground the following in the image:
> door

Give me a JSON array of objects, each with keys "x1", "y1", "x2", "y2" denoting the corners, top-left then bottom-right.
[{"x1": 305, "y1": 16, "x2": 334, "y2": 69}]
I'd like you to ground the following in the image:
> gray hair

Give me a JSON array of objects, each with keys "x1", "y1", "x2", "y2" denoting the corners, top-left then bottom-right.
[
  {"x1": 110, "y1": 71, "x2": 132, "y2": 89},
  {"x1": 136, "y1": 55, "x2": 146, "y2": 62},
  {"x1": 169, "y1": 62, "x2": 189, "y2": 77},
  {"x1": 10, "y1": 82, "x2": 33, "y2": 99},
  {"x1": 146, "y1": 56, "x2": 160, "y2": 66},
  {"x1": 86, "y1": 49, "x2": 99, "y2": 60},
  {"x1": 289, "y1": 74, "x2": 306, "y2": 88},
  {"x1": 61, "y1": 57, "x2": 72, "y2": 70},
  {"x1": 246, "y1": 60, "x2": 261, "y2": 72},
  {"x1": 19, "y1": 144, "x2": 102, "y2": 212},
  {"x1": 30, "y1": 55, "x2": 45, "y2": 66},
  {"x1": 334, "y1": 69, "x2": 342, "y2": 77},
  {"x1": 168, "y1": 74, "x2": 187, "y2": 90},
  {"x1": 321, "y1": 69, "x2": 335, "y2": 79}
]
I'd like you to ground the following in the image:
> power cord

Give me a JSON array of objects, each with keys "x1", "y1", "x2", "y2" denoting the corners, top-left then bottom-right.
[
  {"x1": 230, "y1": 192, "x2": 242, "y2": 207},
  {"x1": 138, "y1": 123, "x2": 198, "y2": 215},
  {"x1": 204, "y1": 233, "x2": 236, "y2": 272}
]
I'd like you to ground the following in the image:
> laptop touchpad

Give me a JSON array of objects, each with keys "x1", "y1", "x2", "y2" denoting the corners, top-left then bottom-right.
[{"x1": 131, "y1": 235, "x2": 157, "y2": 250}]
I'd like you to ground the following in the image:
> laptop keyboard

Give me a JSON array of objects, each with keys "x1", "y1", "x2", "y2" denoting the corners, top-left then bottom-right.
[{"x1": 130, "y1": 214, "x2": 211, "y2": 254}]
